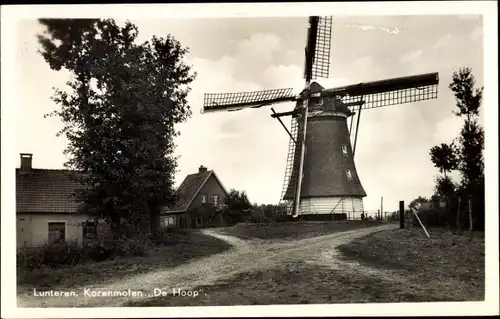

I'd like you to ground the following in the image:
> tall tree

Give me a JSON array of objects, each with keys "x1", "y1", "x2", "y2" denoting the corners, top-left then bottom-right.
[
  {"x1": 434, "y1": 175, "x2": 457, "y2": 198},
  {"x1": 226, "y1": 189, "x2": 252, "y2": 211},
  {"x1": 429, "y1": 142, "x2": 459, "y2": 179},
  {"x1": 449, "y1": 67, "x2": 484, "y2": 230},
  {"x1": 38, "y1": 19, "x2": 196, "y2": 237},
  {"x1": 409, "y1": 196, "x2": 429, "y2": 212},
  {"x1": 449, "y1": 67, "x2": 484, "y2": 189}
]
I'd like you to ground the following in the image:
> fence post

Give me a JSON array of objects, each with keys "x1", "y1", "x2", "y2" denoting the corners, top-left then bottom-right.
[
  {"x1": 399, "y1": 201, "x2": 405, "y2": 229},
  {"x1": 381, "y1": 196, "x2": 384, "y2": 219}
]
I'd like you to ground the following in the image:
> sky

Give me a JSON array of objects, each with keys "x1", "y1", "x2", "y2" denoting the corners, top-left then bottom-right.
[{"x1": 15, "y1": 15, "x2": 484, "y2": 212}]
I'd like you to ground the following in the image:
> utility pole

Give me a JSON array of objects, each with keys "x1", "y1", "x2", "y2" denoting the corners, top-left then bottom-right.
[{"x1": 381, "y1": 196, "x2": 384, "y2": 219}]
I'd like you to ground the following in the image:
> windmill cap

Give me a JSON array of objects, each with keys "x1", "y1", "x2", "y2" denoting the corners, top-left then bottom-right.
[{"x1": 310, "y1": 82, "x2": 324, "y2": 93}]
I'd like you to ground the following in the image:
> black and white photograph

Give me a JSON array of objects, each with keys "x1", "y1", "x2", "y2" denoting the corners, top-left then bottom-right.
[{"x1": 1, "y1": 2, "x2": 498, "y2": 318}]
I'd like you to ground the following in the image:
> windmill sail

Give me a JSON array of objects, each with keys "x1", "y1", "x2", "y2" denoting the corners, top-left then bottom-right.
[
  {"x1": 278, "y1": 112, "x2": 303, "y2": 214},
  {"x1": 202, "y1": 88, "x2": 296, "y2": 113},
  {"x1": 322, "y1": 72, "x2": 439, "y2": 111},
  {"x1": 311, "y1": 16, "x2": 332, "y2": 80}
]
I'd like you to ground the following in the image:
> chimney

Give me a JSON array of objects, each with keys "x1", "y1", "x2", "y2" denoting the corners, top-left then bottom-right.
[
  {"x1": 199, "y1": 165, "x2": 208, "y2": 174},
  {"x1": 20, "y1": 153, "x2": 33, "y2": 173}
]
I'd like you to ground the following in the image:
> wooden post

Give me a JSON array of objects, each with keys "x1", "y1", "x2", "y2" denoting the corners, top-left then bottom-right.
[
  {"x1": 412, "y1": 210, "x2": 431, "y2": 238},
  {"x1": 399, "y1": 201, "x2": 404, "y2": 229},
  {"x1": 381, "y1": 196, "x2": 384, "y2": 219}
]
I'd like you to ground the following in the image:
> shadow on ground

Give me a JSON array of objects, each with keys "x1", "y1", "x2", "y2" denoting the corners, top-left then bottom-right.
[
  {"x1": 17, "y1": 231, "x2": 232, "y2": 291},
  {"x1": 125, "y1": 261, "x2": 446, "y2": 307}
]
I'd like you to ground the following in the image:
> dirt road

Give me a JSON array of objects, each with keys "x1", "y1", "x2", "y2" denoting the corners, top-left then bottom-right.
[{"x1": 17, "y1": 224, "x2": 396, "y2": 307}]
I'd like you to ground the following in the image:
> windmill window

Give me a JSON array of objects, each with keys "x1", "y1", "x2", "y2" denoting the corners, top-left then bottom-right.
[
  {"x1": 342, "y1": 144, "x2": 348, "y2": 155},
  {"x1": 311, "y1": 97, "x2": 323, "y2": 106},
  {"x1": 346, "y1": 170, "x2": 353, "y2": 180}
]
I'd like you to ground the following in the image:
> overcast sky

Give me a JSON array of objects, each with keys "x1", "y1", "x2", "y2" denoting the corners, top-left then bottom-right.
[{"x1": 15, "y1": 14, "x2": 484, "y2": 212}]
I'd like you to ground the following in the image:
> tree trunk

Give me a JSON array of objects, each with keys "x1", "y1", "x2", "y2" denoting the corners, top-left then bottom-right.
[
  {"x1": 456, "y1": 196, "x2": 462, "y2": 233},
  {"x1": 149, "y1": 201, "x2": 161, "y2": 239},
  {"x1": 110, "y1": 214, "x2": 121, "y2": 240},
  {"x1": 468, "y1": 198, "x2": 474, "y2": 241}
]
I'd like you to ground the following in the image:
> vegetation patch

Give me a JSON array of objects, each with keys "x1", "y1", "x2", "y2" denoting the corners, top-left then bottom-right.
[
  {"x1": 337, "y1": 228, "x2": 485, "y2": 300},
  {"x1": 17, "y1": 231, "x2": 231, "y2": 291},
  {"x1": 215, "y1": 220, "x2": 387, "y2": 241},
  {"x1": 126, "y1": 260, "x2": 455, "y2": 307}
]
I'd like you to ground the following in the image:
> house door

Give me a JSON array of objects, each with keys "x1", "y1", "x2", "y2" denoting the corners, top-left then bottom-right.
[{"x1": 17, "y1": 217, "x2": 31, "y2": 248}]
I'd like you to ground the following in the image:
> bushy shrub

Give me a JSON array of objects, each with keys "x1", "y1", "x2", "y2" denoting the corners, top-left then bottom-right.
[
  {"x1": 17, "y1": 240, "x2": 84, "y2": 270},
  {"x1": 412, "y1": 208, "x2": 450, "y2": 227},
  {"x1": 152, "y1": 227, "x2": 189, "y2": 246},
  {"x1": 112, "y1": 237, "x2": 149, "y2": 257},
  {"x1": 18, "y1": 236, "x2": 151, "y2": 270}
]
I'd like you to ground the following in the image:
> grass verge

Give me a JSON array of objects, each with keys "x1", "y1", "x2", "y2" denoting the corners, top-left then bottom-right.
[
  {"x1": 216, "y1": 220, "x2": 388, "y2": 241},
  {"x1": 126, "y1": 261, "x2": 450, "y2": 306},
  {"x1": 17, "y1": 231, "x2": 232, "y2": 292},
  {"x1": 336, "y1": 227, "x2": 485, "y2": 301}
]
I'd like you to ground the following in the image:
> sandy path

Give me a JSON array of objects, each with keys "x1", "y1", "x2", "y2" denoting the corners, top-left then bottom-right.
[{"x1": 17, "y1": 224, "x2": 396, "y2": 307}]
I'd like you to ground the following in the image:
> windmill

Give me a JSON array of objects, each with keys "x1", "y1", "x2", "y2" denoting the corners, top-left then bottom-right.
[{"x1": 201, "y1": 16, "x2": 439, "y2": 220}]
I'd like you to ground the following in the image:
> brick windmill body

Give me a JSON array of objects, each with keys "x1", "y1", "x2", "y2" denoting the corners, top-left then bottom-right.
[{"x1": 202, "y1": 17, "x2": 439, "y2": 220}]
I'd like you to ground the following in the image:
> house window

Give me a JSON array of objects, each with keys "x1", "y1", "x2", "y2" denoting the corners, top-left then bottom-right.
[
  {"x1": 48, "y1": 222, "x2": 66, "y2": 243},
  {"x1": 201, "y1": 195, "x2": 207, "y2": 203},
  {"x1": 162, "y1": 216, "x2": 177, "y2": 227},
  {"x1": 83, "y1": 221, "x2": 98, "y2": 240},
  {"x1": 346, "y1": 169, "x2": 353, "y2": 180},
  {"x1": 342, "y1": 144, "x2": 348, "y2": 155},
  {"x1": 167, "y1": 216, "x2": 176, "y2": 226},
  {"x1": 213, "y1": 195, "x2": 218, "y2": 207}
]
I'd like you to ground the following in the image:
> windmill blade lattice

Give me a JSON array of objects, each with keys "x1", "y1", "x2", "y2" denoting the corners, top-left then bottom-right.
[
  {"x1": 323, "y1": 72, "x2": 439, "y2": 111},
  {"x1": 203, "y1": 88, "x2": 296, "y2": 113},
  {"x1": 311, "y1": 16, "x2": 333, "y2": 80}
]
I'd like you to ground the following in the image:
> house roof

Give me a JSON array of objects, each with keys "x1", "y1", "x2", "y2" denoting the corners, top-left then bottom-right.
[
  {"x1": 16, "y1": 169, "x2": 83, "y2": 213},
  {"x1": 166, "y1": 169, "x2": 228, "y2": 213}
]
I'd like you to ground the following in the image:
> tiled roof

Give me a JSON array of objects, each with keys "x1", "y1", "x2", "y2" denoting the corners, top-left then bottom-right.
[
  {"x1": 16, "y1": 169, "x2": 84, "y2": 213},
  {"x1": 168, "y1": 170, "x2": 212, "y2": 212}
]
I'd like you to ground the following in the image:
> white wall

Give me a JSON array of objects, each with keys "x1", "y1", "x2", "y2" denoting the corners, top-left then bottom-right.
[
  {"x1": 285, "y1": 197, "x2": 365, "y2": 219},
  {"x1": 17, "y1": 214, "x2": 90, "y2": 248}
]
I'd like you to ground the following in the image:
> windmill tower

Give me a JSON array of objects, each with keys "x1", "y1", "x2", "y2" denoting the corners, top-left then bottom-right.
[{"x1": 202, "y1": 16, "x2": 439, "y2": 219}]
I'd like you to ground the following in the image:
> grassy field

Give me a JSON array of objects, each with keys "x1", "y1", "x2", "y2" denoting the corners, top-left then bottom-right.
[
  {"x1": 127, "y1": 226, "x2": 484, "y2": 306},
  {"x1": 17, "y1": 231, "x2": 232, "y2": 291},
  {"x1": 126, "y1": 261, "x2": 449, "y2": 307},
  {"x1": 216, "y1": 220, "x2": 387, "y2": 241},
  {"x1": 337, "y1": 227, "x2": 485, "y2": 301}
]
